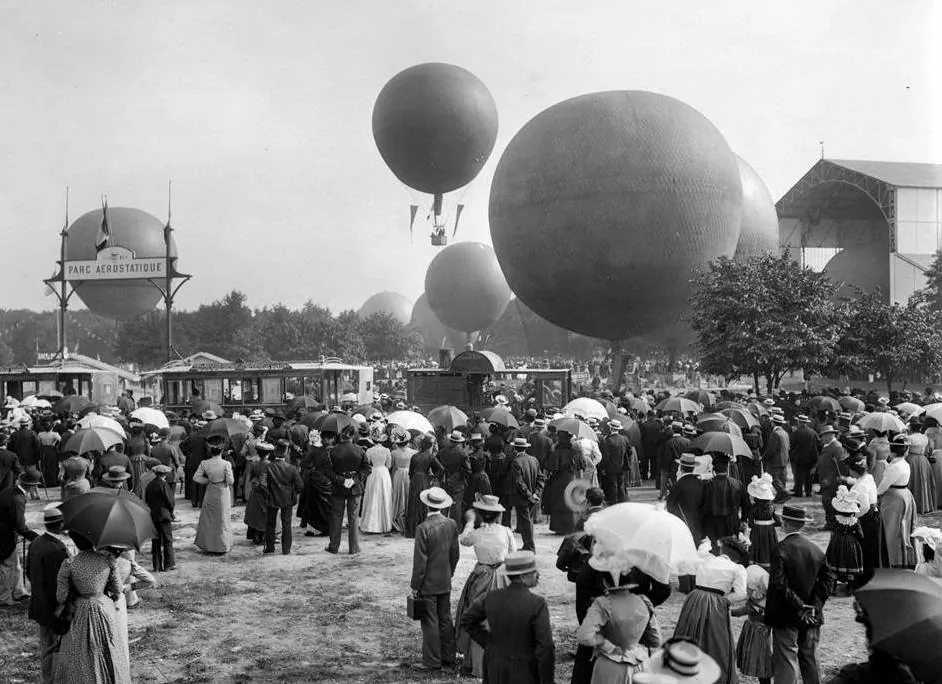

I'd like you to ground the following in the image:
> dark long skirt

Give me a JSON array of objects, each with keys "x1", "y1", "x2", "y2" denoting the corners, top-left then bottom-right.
[
  {"x1": 858, "y1": 508, "x2": 881, "y2": 585},
  {"x1": 245, "y1": 484, "x2": 268, "y2": 540},
  {"x1": 303, "y1": 471, "x2": 333, "y2": 535},
  {"x1": 545, "y1": 471, "x2": 576, "y2": 535},
  {"x1": 454, "y1": 562, "x2": 507, "y2": 676},
  {"x1": 674, "y1": 589, "x2": 737, "y2": 684},
  {"x1": 405, "y1": 472, "x2": 431, "y2": 538}
]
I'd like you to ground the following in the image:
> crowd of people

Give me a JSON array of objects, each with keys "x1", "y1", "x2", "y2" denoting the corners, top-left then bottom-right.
[{"x1": 1, "y1": 385, "x2": 941, "y2": 682}]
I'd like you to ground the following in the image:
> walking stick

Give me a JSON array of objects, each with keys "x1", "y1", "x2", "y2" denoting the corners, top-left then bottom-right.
[{"x1": 21, "y1": 536, "x2": 30, "y2": 594}]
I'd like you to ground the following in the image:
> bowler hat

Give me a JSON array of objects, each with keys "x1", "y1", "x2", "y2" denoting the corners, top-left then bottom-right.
[
  {"x1": 503, "y1": 551, "x2": 538, "y2": 576},
  {"x1": 419, "y1": 487, "x2": 453, "y2": 510},
  {"x1": 19, "y1": 466, "x2": 43, "y2": 486}
]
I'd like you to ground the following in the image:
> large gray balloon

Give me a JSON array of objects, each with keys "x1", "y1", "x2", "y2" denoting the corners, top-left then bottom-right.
[{"x1": 733, "y1": 156, "x2": 779, "y2": 261}]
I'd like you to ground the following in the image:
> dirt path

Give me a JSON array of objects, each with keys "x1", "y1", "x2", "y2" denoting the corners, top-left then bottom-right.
[{"x1": 0, "y1": 486, "x2": 883, "y2": 683}]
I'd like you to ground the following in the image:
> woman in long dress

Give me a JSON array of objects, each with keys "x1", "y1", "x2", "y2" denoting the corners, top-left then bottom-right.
[
  {"x1": 192, "y1": 436, "x2": 235, "y2": 553},
  {"x1": 454, "y1": 495, "x2": 517, "y2": 677},
  {"x1": 302, "y1": 433, "x2": 334, "y2": 537},
  {"x1": 244, "y1": 443, "x2": 273, "y2": 544},
  {"x1": 906, "y1": 422, "x2": 936, "y2": 513},
  {"x1": 847, "y1": 454, "x2": 880, "y2": 587},
  {"x1": 544, "y1": 431, "x2": 587, "y2": 535},
  {"x1": 877, "y1": 437, "x2": 918, "y2": 569},
  {"x1": 405, "y1": 435, "x2": 444, "y2": 538},
  {"x1": 577, "y1": 573, "x2": 662, "y2": 684},
  {"x1": 54, "y1": 533, "x2": 128, "y2": 684},
  {"x1": 672, "y1": 551, "x2": 747, "y2": 684},
  {"x1": 360, "y1": 430, "x2": 393, "y2": 533},
  {"x1": 924, "y1": 417, "x2": 942, "y2": 508},
  {"x1": 102, "y1": 546, "x2": 156, "y2": 678},
  {"x1": 868, "y1": 430, "x2": 891, "y2": 489},
  {"x1": 389, "y1": 429, "x2": 416, "y2": 533}
]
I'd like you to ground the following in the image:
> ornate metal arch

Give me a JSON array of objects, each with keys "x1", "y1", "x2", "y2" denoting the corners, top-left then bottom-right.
[{"x1": 776, "y1": 159, "x2": 896, "y2": 223}]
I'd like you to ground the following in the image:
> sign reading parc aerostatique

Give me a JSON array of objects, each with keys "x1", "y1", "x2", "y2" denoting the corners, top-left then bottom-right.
[{"x1": 65, "y1": 246, "x2": 167, "y2": 281}]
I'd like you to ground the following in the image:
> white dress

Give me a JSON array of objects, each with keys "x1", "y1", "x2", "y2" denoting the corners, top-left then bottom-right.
[{"x1": 360, "y1": 445, "x2": 393, "y2": 533}]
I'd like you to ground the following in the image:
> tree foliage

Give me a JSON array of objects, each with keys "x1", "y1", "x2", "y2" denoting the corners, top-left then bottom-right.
[{"x1": 690, "y1": 253, "x2": 844, "y2": 392}]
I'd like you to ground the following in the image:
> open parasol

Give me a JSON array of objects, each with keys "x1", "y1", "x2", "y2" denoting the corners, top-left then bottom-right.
[
  {"x1": 485, "y1": 407, "x2": 519, "y2": 429},
  {"x1": 549, "y1": 417, "x2": 598, "y2": 442},
  {"x1": 684, "y1": 390, "x2": 715, "y2": 409},
  {"x1": 809, "y1": 395, "x2": 841, "y2": 413},
  {"x1": 130, "y1": 407, "x2": 170, "y2": 430},
  {"x1": 563, "y1": 397, "x2": 610, "y2": 421},
  {"x1": 894, "y1": 402, "x2": 925, "y2": 417},
  {"x1": 77, "y1": 414, "x2": 127, "y2": 438},
  {"x1": 838, "y1": 395, "x2": 866, "y2": 412},
  {"x1": 59, "y1": 489, "x2": 156, "y2": 550},
  {"x1": 314, "y1": 411, "x2": 356, "y2": 435},
  {"x1": 53, "y1": 395, "x2": 91, "y2": 415},
  {"x1": 20, "y1": 395, "x2": 52, "y2": 409},
  {"x1": 690, "y1": 431, "x2": 752, "y2": 458},
  {"x1": 855, "y1": 568, "x2": 942, "y2": 682},
  {"x1": 387, "y1": 410, "x2": 434, "y2": 434},
  {"x1": 656, "y1": 396, "x2": 702, "y2": 415},
  {"x1": 857, "y1": 412, "x2": 907, "y2": 434},
  {"x1": 696, "y1": 413, "x2": 743, "y2": 438},
  {"x1": 207, "y1": 418, "x2": 250, "y2": 439},
  {"x1": 584, "y1": 502, "x2": 700, "y2": 584},
  {"x1": 720, "y1": 407, "x2": 759, "y2": 430},
  {"x1": 427, "y1": 405, "x2": 469, "y2": 432},
  {"x1": 63, "y1": 428, "x2": 125, "y2": 456}
]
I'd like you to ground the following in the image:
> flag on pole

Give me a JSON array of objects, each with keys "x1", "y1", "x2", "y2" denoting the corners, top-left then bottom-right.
[
  {"x1": 408, "y1": 204, "x2": 419, "y2": 243},
  {"x1": 95, "y1": 197, "x2": 110, "y2": 251},
  {"x1": 453, "y1": 204, "x2": 465, "y2": 237}
]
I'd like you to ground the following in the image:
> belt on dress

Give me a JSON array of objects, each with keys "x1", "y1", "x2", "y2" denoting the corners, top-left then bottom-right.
[
  {"x1": 890, "y1": 485, "x2": 908, "y2": 489},
  {"x1": 695, "y1": 585, "x2": 725, "y2": 596},
  {"x1": 752, "y1": 520, "x2": 775, "y2": 526}
]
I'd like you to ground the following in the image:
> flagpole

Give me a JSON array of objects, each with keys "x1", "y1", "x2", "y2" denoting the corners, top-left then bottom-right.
[
  {"x1": 165, "y1": 180, "x2": 173, "y2": 363},
  {"x1": 59, "y1": 188, "x2": 69, "y2": 359}
]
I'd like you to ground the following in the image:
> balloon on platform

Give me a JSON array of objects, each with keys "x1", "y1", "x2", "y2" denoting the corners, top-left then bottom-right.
[
  {"x1": 424, "y1": 242, "x2": 511, "y2": 335},
  {"x1": 733, "y1": 156, "x2": 779, "y2": 261},
  {"x1": 357, "y1": 291, "x2": 413, "y2": 325},
  {"x1": 824, "y1": 243, "x2": 890, "y2": 302},
  {"x1": 372, "y1": 63, "x2": 499, "y2": 244},
  {"x1": 66, "y1": 207, "x2": 176, "y2": 320},
  {"x1": 489, "y1": 90, "x2": 743, "y2": 343},
  {"x1": 410, "y1": 293, "x2": 477, "y2": 353}
]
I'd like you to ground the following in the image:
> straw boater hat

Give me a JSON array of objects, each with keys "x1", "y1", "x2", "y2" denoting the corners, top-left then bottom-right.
[
  {"x1": 494, "y1": 395, "x2": 509, "y2": 406},
  {"x1": 533, "y1": 418, "x2": 547, "y2": 428},
  {"x1": 369, "y1": 411, "x2": 384, "y2": 422},
  {"x1": 632, "y1": 639, "x2": 721, "y2": 684},
  {"x1": 796, "y1": 414, "x2": 810, "y2": 423},
  {"x1": 152, "y1": 464, "x2": 172, "y2": 475},
  {"x1": 512, "y1": 437, "x2": 531, "y2": 450},
  {"x1": 419, "y1": 487, "x2": 453, "y2": 510},
  {"x1": 781, "y1": 504, "x2": 813, "y2": 525},
  {"x1": 469, "y1": 432, "x2": 484, "y2": 443},
  {"x1": 608, "y1": 420, "x2": 622, "y2": 431},
  {"x1": 255, "y1": 441, "x2": 275, "y2": 452},
  {"x1": 43, "y1": 505, "x2": 63, "y2": 525},
  {"x1": 763, "y1": 398, "x2": 776, "y2": 406},
  {"x1": 201, "y1": 410, "x2": 218, "y2": 421},
  {"x1": 832, "y1": 485, "x2": 860, "y2": 514},
  {"x1": 103, "y1": 465, "x2": 131, "y2": 482},
  {"x1": 771, "y1": 414, "x2": 786, "y2": 425},
  {"x1": 747, "y1": 473, "x2": 775, "y2": 501},
  {"x1": 448, "y1": 430, "x2": 466, "y2": 444},
  {"x1": 503, "y1": 551, "x2": 538, "y2": 576},
  {"x1": 846, "y1": 424, "x2": 865, "y2": 438},
  {"x1": 472, "y1": 494, "x2": 505, "y2": 513},
  {"x1": 391, "y1": 427, "x2": 411, "y2": 445},
  {"x1": 877, "y1": 396, "x2": 890, "y2": 405},
  {"x1": 818, "y1": 424, "x2": 838, "y2": 436},
  {"x1": 670, "y1": 421, "x2": 684, "y2": 432},
  {"x1": 679, "y1": 453, "x2": 697, "y2": 472},
  {"x1": 891, "y1": 434, "x2": 911, "y2": 450},
  {"x1": 682, "y1": 424, "x2": 697, "y2": 437}
]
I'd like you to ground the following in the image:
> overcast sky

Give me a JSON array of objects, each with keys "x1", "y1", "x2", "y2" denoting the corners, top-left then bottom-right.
[{"x1": 1, "y1": 0, "x2": 938, "y2": 315}]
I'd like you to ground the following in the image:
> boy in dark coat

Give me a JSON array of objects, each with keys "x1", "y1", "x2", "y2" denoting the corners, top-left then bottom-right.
[
  {"x1": 461, "y1": 551, "x2": 555, "y2": 683},
  {"x1": 144, "y1": 465, "x2": 176, "y2": 571}
]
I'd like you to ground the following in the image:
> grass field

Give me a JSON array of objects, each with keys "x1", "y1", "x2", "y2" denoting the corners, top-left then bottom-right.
[{"x1": 4, "y1": 483, "x2": 930, "y2": 683}]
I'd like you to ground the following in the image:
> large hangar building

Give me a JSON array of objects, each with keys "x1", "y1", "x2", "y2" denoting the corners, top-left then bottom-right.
[{"x1": 777, "y1": 159, "x2": 942, "y2": 303}]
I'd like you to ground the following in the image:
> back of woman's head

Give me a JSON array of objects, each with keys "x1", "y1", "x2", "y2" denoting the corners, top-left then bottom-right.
[
  {"x1": 419, "y1": 434, "x2": 435, "y2": 451},
  {"x1": 479, "y1": 510, "x2": 500, "y2": 524}
]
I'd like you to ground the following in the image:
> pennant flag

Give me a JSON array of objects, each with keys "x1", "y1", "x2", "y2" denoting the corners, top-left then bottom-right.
[
  {"x1": 95, "y1": 197, "x2": 111, "y2": 251},
  {"x1": 453, "y1": 204, "x2": 465, "y2": 237},
  {"x1": 408, "y1": 204, "x2": 419, "y2": 243}
]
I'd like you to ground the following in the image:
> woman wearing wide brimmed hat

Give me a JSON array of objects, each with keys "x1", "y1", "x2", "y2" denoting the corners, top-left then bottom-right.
[
  {"x1": 826, "y1": 485, "x2": 864, "y2": 594},
  {"x1": 878, "y1": 436, "x2": 918, "y2": 569},
  {"x1": 389, "y1": 427, "x2": 416, "y2": 534},
  {"x1": 404, "y1": 434, "x2": 445, "y2": 539},
  {"x1": 846, "y1": 454, "x2": 880, "y2": 586},
  {"x1": 454, "y1": 494, "x2": 517, "y2": 677}
]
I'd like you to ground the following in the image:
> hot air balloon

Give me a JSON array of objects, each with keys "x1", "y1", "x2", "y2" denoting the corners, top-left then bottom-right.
[
  {"x1": 733, "y1": 156, "x2": 779, "y2": 261},
  {"x1": 372, "y1": 63, "x2": 498, "y2": 246},
  {"x1": 357, "y1": 291, "x2": 413, "y2": 325},
  {"x1": 65, "y1": 207, "x2": 176, "y2": 320},
  {"x1": 424, "y1": 242, "x2": 511, "y2": 341},
  {"x1": 410, "y1": 293, "x2": 477, "y2": 353},
  {"x1": 489, "y1": 90, "x2": 743, "y2": 380},
  {"x1": 824, "y1": 242, "x2": 890, "y2": 302}
]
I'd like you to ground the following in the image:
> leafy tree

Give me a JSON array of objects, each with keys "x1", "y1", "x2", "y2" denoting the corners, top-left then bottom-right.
[
  {"x1": 359, "y1": 313, "x2": 419, "y2": 361},
  {"x1": 324, "y1": 310, "x2": 364, "y2": 360},
  {"x1": 690, "y1": 253, "x2": 843, "y2": 393},
  {"x1": 913, "y1": 249, "x2": 942, "y2": 317},
  {"x1": 832, "y1": 291, "x2": 942, "y2": 393},
  {"x1": 189, "y1": 291, "x2": 263, "y2": 361}
]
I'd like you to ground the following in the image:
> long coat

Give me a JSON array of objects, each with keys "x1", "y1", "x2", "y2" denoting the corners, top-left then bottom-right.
[
  {"x1": 666, "y1": 473, "x2": 705, "y2": 544},
  {"x1": 27, "y1": 533, "x2": 70, "y2": 626},
  {"x1": 765, "y1": 533, "x2": 835, "y2": 630},
  {"x1": 0, "y1": 486, "x2": 38, "y2": 561},
  {"x1": 460, "y1": 583, "x2": 555, "y2": 684}
]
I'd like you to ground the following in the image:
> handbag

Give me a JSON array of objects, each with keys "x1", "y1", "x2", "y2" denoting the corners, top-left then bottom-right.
[{"x1": 407, "y1": 595, "x2": 429, "y2": 621}]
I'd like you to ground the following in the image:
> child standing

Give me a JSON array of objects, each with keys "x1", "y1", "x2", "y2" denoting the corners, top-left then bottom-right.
[
  {"x1": 746, "y1": 473, "x2": 780, "y2": 570},
  {"x1": 144, "y1": 464, "x2": 176, "y2": 571},
  {"x1": 826, "y1": 485, "x2": 863, "y2": 593},
  {"x1": 732, "y1": 565, "x2": 772, "y2": 684}
]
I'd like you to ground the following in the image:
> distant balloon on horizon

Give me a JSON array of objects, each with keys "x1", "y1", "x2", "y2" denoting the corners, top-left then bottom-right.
[{"x1": 356, "y1": 291, "x2": 413, "y2": 325}]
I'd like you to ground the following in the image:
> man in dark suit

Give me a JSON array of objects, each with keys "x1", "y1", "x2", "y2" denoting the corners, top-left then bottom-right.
[
  {"x1": 816, "y1": 425, "x2": 846, "y2": 531},
  {"x1": 460, "y1": 551, "x2": 555, "y2": 684},
  {"x1": 658, "y1": 422, "x2": 689, "y2": 499},
  {"x1": 666, "y1": 453, "x2": 705, "y2": 546},
  {"x1": 97, "y1": 445, "x2": 133, "y2": 491},
  {"x1": 145, "y1": 465, "x2": 176, "y2": 571},
  {"x1": 510, "y1": 438, "x2": 544, "y2": 552},
  {"x1": 599, "y1": 421, "x2": 631, "y2": 504},
  {"x1": 702, "y1": 453, "x2": 746, "y2": 546},
  {"x1": 10, "y1": 418, "x2": 41, "y2": 499},
  {"x1": 410, "y1": 487, "x2": 459, "y2": 673},
  {"x1": 789, "y1": 415, "x2": 819, "y2": 498},
  {"x1": 527, "y1": 420, "x2": 554, "y2": 470},
  {"x1": 262, "y1": 440, "x2": 304, "y2": 555},
  {"x1": 764, "y1": 414, "x2": 792, "y2": 503},
  {"x1": 765, "y1": 504, "x2": 835, "y2": 684},
  {"x1": 325, "y1": 427, "x2": 371, "y2": 555},
  {"x1": 437, "y1": 431, "x2": 471, "y2": 524},
  {"x1": 182, "y1": 414, "x2": 214, "y2": 507},
  {"x1": 0, "y1": 432, "x2": 22, "y2": 492},
  {"x1": 0, "y1": 468, "x2": 40, "y2": 606},
  {"x1": 27, "y1": 506, "x2": 71, "y2": 683},
  {"x1": 639, "y1": 414, "x2": 662, "y2": 481}
]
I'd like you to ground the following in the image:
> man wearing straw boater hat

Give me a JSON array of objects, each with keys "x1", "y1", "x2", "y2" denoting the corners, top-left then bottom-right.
[
  {"x1": 438, "y1": 431, "x2": 471, "y2": 524},
  {"x1": 460, "y1": 550, "x2": 555, "y2": 683},
  {"x1": 765, "y1": 504, "x2": 835, "y2": 684},
  {"x1": 790, "y1": 415, "x2": 819, "y2": 499},
  {"x1": 0, "y1": 468, "x2": 40, "y2": 607},
  {"x1": 410, "y1": 487, "x2": 459, "y2": 672},
  {"x1": 510, "y1": 436, "x2": 544, "y2": 553},
  {"x1": 764, "y1": 413, "x2": 791, "y2": 503},
  {"x1": 27, "y1": 505, "x2": 72, "y2": 683},
  {"x1": 599, "y1": 419, "x2": 631, "y2": 505}
]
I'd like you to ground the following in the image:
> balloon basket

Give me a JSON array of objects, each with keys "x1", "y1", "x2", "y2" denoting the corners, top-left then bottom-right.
[{"x1": 431, "y1": 234, "x2": 448, "y2": 247}]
